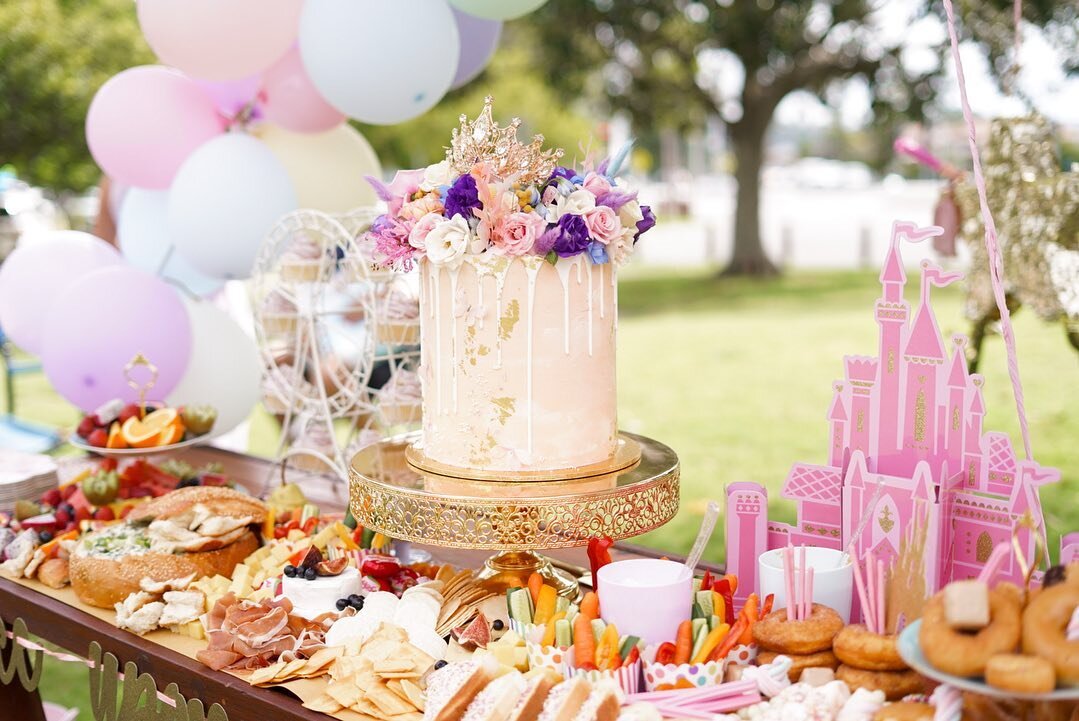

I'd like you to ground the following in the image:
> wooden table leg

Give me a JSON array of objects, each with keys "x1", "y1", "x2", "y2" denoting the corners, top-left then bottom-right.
[{"x1": 1, "y1": 623, "x2": 47, "y2": 721}]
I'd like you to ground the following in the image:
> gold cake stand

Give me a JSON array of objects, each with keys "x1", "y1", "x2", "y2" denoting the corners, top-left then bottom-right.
[{"x1": 348, "y1": 431, "x2": 680, "y2": 598}]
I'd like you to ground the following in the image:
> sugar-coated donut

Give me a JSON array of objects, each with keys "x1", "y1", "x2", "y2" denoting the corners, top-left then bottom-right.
[
  {"x1": 834, "y1": 624, "x2": 908, "y2": 671},
  {"x1": 836, "y1": 664, "x2": 925, "y2": 701},
  {"x1": 757, "y1": 649, "x2": 839, "y2": 682},
  {"x1": 984, "y1": 653, "x2": 1056, "y2": 694},
  {"x1": 872, "y1": 701, "x2": 934, "y2": 721},
  {"x1": 751, "y1": 604, "x2": 844, "y2": 654},
  {"x1": 1021, "y1": 582, "x2": 1079, "y2": 686},
  {"x1": 918, "y1": 584, "x2": 1022, "y2": 677}
]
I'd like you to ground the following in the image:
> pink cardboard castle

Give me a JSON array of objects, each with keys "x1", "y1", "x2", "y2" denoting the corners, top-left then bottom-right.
[{"x1": 726, "y1": 221, "x2": 1062, "y2": 614}]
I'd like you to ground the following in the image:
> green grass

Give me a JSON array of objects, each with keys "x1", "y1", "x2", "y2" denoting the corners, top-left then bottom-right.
[{"x1": 9, "y1": 267, "x2": 1078, "y2": 718}]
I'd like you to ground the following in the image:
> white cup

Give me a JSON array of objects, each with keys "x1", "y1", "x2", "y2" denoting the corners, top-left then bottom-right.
[
  {"x1": 597, "y1": 559, "x2": 693, "y2": 646},
  {"x1": 758, "y1": 547, "x2": 853, "y2": 622}
]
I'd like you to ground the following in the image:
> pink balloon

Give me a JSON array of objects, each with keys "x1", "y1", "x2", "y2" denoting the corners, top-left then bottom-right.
[
  {"x1": 138, "y1": 0, "x2": 303, "y2": 81},
  {"x1": 86, "y1": 66, "x2": 225, "y2": 189},
  {"x1": 41, "y1": 266, "x2": 192, "y2": 412},
  {"x1": 0, "y1": 231, "x2": 122, "y2": 355},
  {"x1": 194, "y1": 74, "x2": 262, "y2": 118},
  {"x1": 261, "y1": 47, "x2": 345, "y2": 133}
]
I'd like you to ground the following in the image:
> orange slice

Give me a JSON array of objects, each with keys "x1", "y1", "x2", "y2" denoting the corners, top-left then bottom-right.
[
  {"x1": 106, "y1": 422, "x2": 128, "y2": 449},
  {"x1": 121, "y1": 408, "x2": 179, "y2": 448},
  {"x1": 157, "y1": 423, "x2": 184, "y2": 446}
]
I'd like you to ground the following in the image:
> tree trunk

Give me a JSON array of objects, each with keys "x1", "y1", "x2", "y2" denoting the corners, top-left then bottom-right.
[{"x1": 721, "y1": 117, "x2": 778, "y2": 277}]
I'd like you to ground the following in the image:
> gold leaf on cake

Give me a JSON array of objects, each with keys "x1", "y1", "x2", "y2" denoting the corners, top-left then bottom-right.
[
  {"x1": 491, "y1": 397, "x2": 516, "y2": 425},
  {"x1": 499, "y1": 300, "x2": 520, "y2": 340}
]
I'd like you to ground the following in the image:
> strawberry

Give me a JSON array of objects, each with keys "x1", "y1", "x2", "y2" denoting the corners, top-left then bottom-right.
[
  {"x1": 93, "y1": 507, "x2": 115, "y2": 521},
  {"x1": 86, "y1": 428, "x2": 109, "y2": 448},
  {"x1": 76, "y1": 416, "x2": 97, "y2": 438},
  {"x1": 118, "y1": 403, "x2": 142, "y2": 424},
  {"x1": 41, "y1": 488, "x2": 62, "y2": 508}
]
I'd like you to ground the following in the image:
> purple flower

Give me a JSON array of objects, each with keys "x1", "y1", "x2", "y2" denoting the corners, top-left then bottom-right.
[
  {"x1": 587, "y1": 241, "x2": 609, "y2": 264},
  {"x1": 549, "y1": 166, "x2": 576, "y2": 183},
  {"x1": 635, "y1": 205, "x2": 655, "y2": 241},
  {"x1": 551, "y1": 214, "x2": 591, "y2": 258},
  {"x1": 596, "y1": 188, "x2": 638, "y2": 212},
  {"x1": 444, "y1": 174, "x2": 481, "y2": 220},
  {"x1": 535, "y1": 224, "x2": 559, "y2": 255}
]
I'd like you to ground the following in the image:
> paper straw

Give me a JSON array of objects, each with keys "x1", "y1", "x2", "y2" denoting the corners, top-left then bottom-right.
[
  {"x1": 806, "y1": 567, "x2": 814, "y2": 619},
  {"x1": 1067, "y1": 607, "x2": 1079, "y2": 642},
  {"x1": 851, "y1": 553, "x2": 871, "y2": 629},
  {"x1": 799, "y1": 546, "x2": 807, "y2": 620},
  {"x1": 685, "y1": 500, "x2": 721, "y2": 574},
  {"x1": 976, "y1": 543, "x2": 1011, "y2": 585},
  {"x1": 877, "y1": 558, "x2": 886, "y2": 636},
  {"x1": 784, "y1": 545, "x2": 795, "y2": 621},
  {"x1": 865, "y1": 551, "x2": 877, "y2": 633}
]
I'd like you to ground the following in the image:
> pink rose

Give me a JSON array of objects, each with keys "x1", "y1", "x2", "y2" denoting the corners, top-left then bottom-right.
[
  {"x1": 491, "y1": 212, "x2": 546, "y2": 256},
  {"x1": 583, "y1": 205, "x2": 623, "y2": 245},
  {"x1": 386, "y1": 169, "x2": 425, "y2": 215},
  {"x1": 399, "y1": 193, "x2": 444, "y2": 221},
  {"x1": 582, "y1": 172, "x2": 612, "y2": 197},
  {"x1": 409, "y1": 212, "x2": 443, "y2": 250}
]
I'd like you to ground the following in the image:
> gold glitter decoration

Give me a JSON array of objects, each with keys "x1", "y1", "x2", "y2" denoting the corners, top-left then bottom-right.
[
  {"x1": 446, "y1": 96, "x2": 564, "y2": 186},
  {"x1": 913, "y1": 389, "x2": 927, "y2": 442},
  {"x1": 976, "y1": 531, "x2": 993, "y2": 563},
  {"x1": 879, "y1": 505, "x2": 896, "y2": 533},
  {"x1": 954, "y1": 114, "x2": 1079, "y2": 324}
]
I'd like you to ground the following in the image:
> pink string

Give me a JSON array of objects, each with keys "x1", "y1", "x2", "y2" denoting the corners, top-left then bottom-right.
[{"x1": 942, "y1": 0, "x2": 1033, "y2": 460}]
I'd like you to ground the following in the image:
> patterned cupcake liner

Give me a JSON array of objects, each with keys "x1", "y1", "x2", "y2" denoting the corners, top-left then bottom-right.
[
  {"x1": 525, "y1": 641, "x2": 570, "y2": 673},
  {"x1": 725, "y1": 643, "x2": 758, "y2": 667},
  {"x1": 562, "y1": 648, "x2": 641, "y2": 695},
  {"x1": 642, "y1": 659, "x2": 724, "y2": 692}
]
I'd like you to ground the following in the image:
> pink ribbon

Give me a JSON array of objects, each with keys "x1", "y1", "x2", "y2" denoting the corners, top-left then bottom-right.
[{"x1": 942, "y1": 0, "x2": 1033, "y2": 461}]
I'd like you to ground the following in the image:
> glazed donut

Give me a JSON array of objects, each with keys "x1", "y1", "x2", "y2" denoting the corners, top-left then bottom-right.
[
  {"x1": 984, "y1": 653, "x2": 1056, "y2": 694},
  {"x1": 757, "y1": 649, "x2": 838, "y2": 682},
  {"x1": 834, "y1": 624, "x2": 908, "y2": 671},
  {"x1": 1021, "y1": 582, "x2": 1079, "y2": 686},
  {"x1": 918, "y1": 585, "x2": 1022, "y2": 677},
  {"x1": 751, "y1": 604, "x2": 844, "y2": 654},
  {"x1": 836, "y1": 664, "x2": 925, "y2": 701},
  {"x1": 872, "y1": 701, "x2": 934, "y2": 721}
]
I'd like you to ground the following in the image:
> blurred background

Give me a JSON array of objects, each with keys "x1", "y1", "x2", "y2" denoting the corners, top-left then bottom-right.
[{"x1": 2, "y1": 0, "x2": 1078, "y2": 598}]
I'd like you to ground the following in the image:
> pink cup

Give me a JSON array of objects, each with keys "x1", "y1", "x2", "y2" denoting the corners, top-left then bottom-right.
[{"x1": 597, "y1": 559, "x2": 693, "y2": 646}]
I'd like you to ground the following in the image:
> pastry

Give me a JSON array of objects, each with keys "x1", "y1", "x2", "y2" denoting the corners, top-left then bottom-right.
[
  {"x1": 280, "y1": 232, "x2": 326, "y2": 282},
  {"x1": 1020, "y1": 581, "x2": 1079, "y2": 685},
  {"x1": 836, "y1": 664, "x2": 924, "y2": 701},
  {"x1": 752, "y1": 604, "x2": 845, "y2": 654},
  {"x1": 985, "y1": 653, "x2": 1056, "y2": 694},
  {"x1": 834, "y1": 624, "x2": 907, "y2": 671},
  {"x1": 918, "y1": 582, "x2": 1022, "y2": 677}
]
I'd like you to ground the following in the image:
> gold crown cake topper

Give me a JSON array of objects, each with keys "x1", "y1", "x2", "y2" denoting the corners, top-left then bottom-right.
[{"x1": 446, "y1": 96, "x2": 564, "y2": 185}]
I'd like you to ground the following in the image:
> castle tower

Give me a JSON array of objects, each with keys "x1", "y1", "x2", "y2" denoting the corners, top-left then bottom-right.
[
  {"x1": 844, "y1": 358, "x2": 878, "y2": 465},
  {"x1": 875, "y1": 233, "x2": 910, "y2": 465},
  {"x1": 944, "y1": 336, "x2": 969, "y2": 470},
  {"x1": 963, "y1": 375, "x2": 987, "y2": 490},
  {"x1": 725, "y1": 482, "x2": 768, "y2": 607},
  {"x1": 828, "y1": 383, "x2": 848, "y2": 468}
]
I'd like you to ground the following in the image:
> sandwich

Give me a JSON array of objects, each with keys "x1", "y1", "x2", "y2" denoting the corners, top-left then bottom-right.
[
  {"x1": 571, "y1": 682, "x2": 621, "y2": 721},
  {"x1": 424, "y1": 659, "x2": 498, "y2": 721},
  {"x1": 536, "y1": 677, "x2": 591, "y2": 721},
  {"x1": 507, "y1": 674, "x2": 556, "y2": 721},
  {"x1": 461, "y1": 671, "x2": 529, "y2": 721},
  {"x1": 69, "y1": 486, "x2": 266, "y2": 608}
]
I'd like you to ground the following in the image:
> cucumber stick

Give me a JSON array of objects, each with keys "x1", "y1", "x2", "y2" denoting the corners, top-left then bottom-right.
[
  {"x1": 590, "y1": 618, "x2": 606, "y2": 641},
  {"x1": 695, "y1": 590, "x2": 714, "y2": 618},
  {"x1": 507, "y1": 587, "x2": 534, "y2": 623},
  {"x1": 554, "y1": 619, "x2": 572, "y2": 648},
  {"x1": 690, "y1": 624, "x2": 709, "y2": 660},
  {"x1": 618, "y1": 636, "x2": 640, "y2": 658}
]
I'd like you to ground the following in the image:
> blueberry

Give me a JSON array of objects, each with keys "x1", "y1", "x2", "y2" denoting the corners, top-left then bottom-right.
[
  {"x1": 283, "y1": 565, "x2": 296, "y2": 578},
  {"x1": 335, "y1": 598, "x2": 349, "y2": 611},
  {"x1": 304, "y1": 566, "x2": 317, "y2": 581},
  {"x1": 177, "y1": 478, "x2": 200, "y2": 489},
  {"x1": 492, "y1": 619, "x2": 504, "y2": 631},
  {"x1": 434, "y1": 660, "x2": 447, "y2": 670},
  {"x1": 348, "y1": 594, "x2": 363, "y2": 605},
  {"x1": 38, "y1": 530, "x2": 53, "y2": 543},
  {"x1": 58, "y1": 503, "x2": 75, "y2": 518}
]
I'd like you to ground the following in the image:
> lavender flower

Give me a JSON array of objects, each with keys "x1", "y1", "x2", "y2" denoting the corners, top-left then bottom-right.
[
  {"x1": 596, "y1": 188, "x2": 638, "y2": 212},
  {"x1": 444, "y1": 174, "x2": 481, "y2": 220},
  {"x1": 551, "y1": 214, "x2": 591, "y2": 258},
  {"x1": 588, "y1": 241, "x2": 609, "y2": 264},
  {"x1": 548, "y1": 166, "x2": 576, "y2": 183},
  {"x1": 635, "y1": 205, "x2": 655, "y2": 241}
]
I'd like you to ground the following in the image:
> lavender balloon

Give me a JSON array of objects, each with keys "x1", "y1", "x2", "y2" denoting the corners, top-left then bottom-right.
[
  {"x1": 41, "y1": 266, "x2": 192, "y2": 411},
  {"x1": 450, "y1": 9, "x2": 502, "y2": 89}
]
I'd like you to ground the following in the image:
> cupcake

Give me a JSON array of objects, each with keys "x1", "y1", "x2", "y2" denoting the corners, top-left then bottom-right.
[
  {"x1": 261, "y1": 364, "x2": 316, "y2": 414},
  {"x1": 378, "y1": 370, "x2": 422, "y2": 425},
  {"x1": 290, "y1": 419, "x2": 338, "y2": 474},
  {"x1": 280, "y1": 232, "x2": 327, "y2": 282},
  {"x1": 374, "y1": 290, "x2": 420, "y2": 345},
  {"x1": 260, "y1": 288, "x2": 299, "y2": 335}
]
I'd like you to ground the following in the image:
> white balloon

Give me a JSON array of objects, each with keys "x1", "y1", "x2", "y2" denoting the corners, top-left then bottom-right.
[
  {"x1": 167, "y1": 297, "x2": 262, "y2": 435},
  {"x1": 168, "y1": 134, "x2": 297, "y2": 280},
  {"x1": 118, "y1": 188, "x2": 224, "y2": 297},
  {"x1": 298, "y1": 0, "x2": 459, "y2": 125}
]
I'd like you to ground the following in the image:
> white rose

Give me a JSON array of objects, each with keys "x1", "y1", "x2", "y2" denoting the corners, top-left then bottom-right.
[
  {"x1": 424, "y1": 216, "x2": 472, "y2": 269},
  {"x1": 420, "y1": 160, "x2": 453, "y2": 191},
  {"x1": 617, "y1": 199, "x2": 644, "y2": 227},
  {"x1": 549, "y1": 189, "x2": 596, "y2": 221}
]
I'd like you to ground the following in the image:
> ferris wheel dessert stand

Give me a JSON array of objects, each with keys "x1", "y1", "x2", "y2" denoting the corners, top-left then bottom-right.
[{"x1": 349, "y1": 431, "x2": 680, "y2": 599}]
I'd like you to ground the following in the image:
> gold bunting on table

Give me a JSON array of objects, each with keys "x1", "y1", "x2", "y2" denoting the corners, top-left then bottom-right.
[{"x1": 0, "y1": 616, "x2": 44, "y2": 692}]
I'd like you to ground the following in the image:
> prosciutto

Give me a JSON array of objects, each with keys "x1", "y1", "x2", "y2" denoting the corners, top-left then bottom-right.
[{"x1": 195, "y1": 593, "x2": 327, "y2": 672}]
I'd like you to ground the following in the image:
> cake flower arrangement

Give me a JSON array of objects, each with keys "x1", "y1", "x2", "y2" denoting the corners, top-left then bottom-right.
[{"x1": 365, "y1": 96, "x2": 655, "y2": 272}]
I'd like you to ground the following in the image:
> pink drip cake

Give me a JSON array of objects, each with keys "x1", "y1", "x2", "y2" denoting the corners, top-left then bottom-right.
[{"x1": 365, "y1": 98, "x2": 656, "y2": 475}]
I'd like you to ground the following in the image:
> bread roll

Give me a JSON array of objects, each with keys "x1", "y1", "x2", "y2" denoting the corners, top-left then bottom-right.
[{"x1": 127, "y1": 486, "x2": 267, "y2": 525}]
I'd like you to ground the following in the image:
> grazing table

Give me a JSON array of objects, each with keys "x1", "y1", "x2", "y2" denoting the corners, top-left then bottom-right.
[{"x1": 0, "y1": 446, "x2": 696, "y2": 721}]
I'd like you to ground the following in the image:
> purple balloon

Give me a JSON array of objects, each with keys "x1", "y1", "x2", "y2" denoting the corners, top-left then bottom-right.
[
  {"x1": 450, "y1": 9, "x2": 502, "y2": 89},
  {"x1": 41, "y1": 266, "x2": 193, "y2": 411},
  {"x1": 194, "y1": 74, "x2": 262, "y2": 118}
]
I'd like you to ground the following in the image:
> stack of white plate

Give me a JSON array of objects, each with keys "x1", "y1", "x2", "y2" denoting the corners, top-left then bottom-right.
[{"x1": 0, "y1": 450, "x2": 59, "y2": 514}]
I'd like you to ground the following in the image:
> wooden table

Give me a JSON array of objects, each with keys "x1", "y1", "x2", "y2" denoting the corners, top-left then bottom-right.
[{"x1": 0, "y1": 446, "x2": 692, "y2": 721}]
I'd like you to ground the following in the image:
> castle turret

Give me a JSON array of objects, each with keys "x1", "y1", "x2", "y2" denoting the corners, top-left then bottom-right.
[
  {"x1": 945, "y1": 336, "x2": 969, "y2": 470},
  {"x1": 844, "y1": 357, "x2": 878, "y2": 466},
  {"x1": 875, "y1": 234, "x2": 910, "y2": 464},
  {"x1": 962, "y1": 375, "x2": 986, "y2": 490},
  {"x1": 828, "y1": 382, "x2": 848, "y2": 468}
]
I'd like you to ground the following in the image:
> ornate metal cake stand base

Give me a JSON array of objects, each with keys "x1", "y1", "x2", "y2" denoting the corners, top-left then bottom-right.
[
  {"x1": 477, "y1": 551, "x2": 580, "y2": 600},
  {"x1": 349, "y1": 431, "x2": 680, "y2": 597}
]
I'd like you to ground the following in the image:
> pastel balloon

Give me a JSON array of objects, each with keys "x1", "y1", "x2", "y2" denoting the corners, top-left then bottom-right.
[
  {"x1": 298, "y1": 0, "x2": 459, "y2": 125},
  {"x1": 0, "y1": 231, "x2": 122, "y2": 354},
  {"x1": 168, "y1": 134, "x2": 297, "y2": 280},
  {"x1": 194, "y1": 74, "x2": 262, "y2": 118},
  {"x1": 448, "y1": 0, "x2": 547, "y2": 20},
  {"x1": 261, "y1": 47, "x2": 344, "y2": 133},
  {"x1": 137, "y1": 0, "x2": 303, "y2": 81},
  {"x1": 167, "y1": 297, "x2": 261, "y2": 435},
  {"x1": 86, "y1": 66, "x2": 225, "y2": 189},
  {"x1": 258, "y1": 123, "x2": 381, "y2": 213},
  {"x1": 118, "y1": 189, "x2": 224, "y2": 297},
  {"x1": 41, "y1": 266, "x2": 192, "y2": 411},
  {"x1": 451, "y1": 9, "x2": 502, "y2": 88}
]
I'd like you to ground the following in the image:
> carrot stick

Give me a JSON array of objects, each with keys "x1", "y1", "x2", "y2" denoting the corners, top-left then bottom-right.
[
  {"x1": 573, "y1": 613, "x2": 596, "y2": 670},
  {"x1": 580, "y1": 591, "x2": 600, "y2": 620},
  {"x1": 709, "y1": 617, "x2": 747, "y2": 662},
  {"x1": 735, "y1": 593, "x2": 759, "y2": 645},
  {"x1": 762, "y1": 593, "x2": 775, "y2": 617},
  {"x1": 673, "y1": 620, "x2": 693, "y2": 664},
  {"x1": 527, "y1": 572, "x2": 544, "y2": 607}
]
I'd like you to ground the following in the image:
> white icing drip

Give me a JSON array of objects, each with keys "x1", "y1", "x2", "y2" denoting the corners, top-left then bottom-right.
[
  {"x1": 431, "y1": 265, "x2": 443, "y2": 415},
  {"x1": 612, "y1": 265, "x2": 618, "y2": 334},
  {"x1": 477, "y1": 274, "x2": 484, "y2": 331},
  {"x1": 448, "y1": 267, "x2": 459, "y2": 413},
  {"x1": 587, "y1": 261, "x2": 593, "y2": 357},
  {"x1": 555, "y1": 258, "x2": 574, "y2": 355},
  {"x1": 525, "y1": 261, "x2": 540, "y2": 458},
  {"x1": 598, "y1": 262, "x2": 605, "y2": 318}
]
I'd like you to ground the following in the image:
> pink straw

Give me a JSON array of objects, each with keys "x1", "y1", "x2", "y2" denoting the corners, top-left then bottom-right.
[
  {"x1": 877, "y1": 559, "x2": 886, "y2": 635},
  {"x1": 806, "y1": 567, "x2": 814, "y2": 620},
  {"x1": 977, "y1": 543, "x2": 1011, "y2": 585},
  {"x1": 626, "y1": 680, "x2": 757, "y2": 704},
  {"x1": 784, "y1": 545, "x2": 795, "y2": 621},
  {"x1": 865, "y1": 551, "x2": 877, "y2": 633},
  {"x1": 893, "y1": 137, "x2": 944, "y2": 173},
  {"x1": 851, "y1": 553, "x2": 871, "y2": 629},
  {"x1": 799, "y1": 546, "x2": 808, "y2": 620}
]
